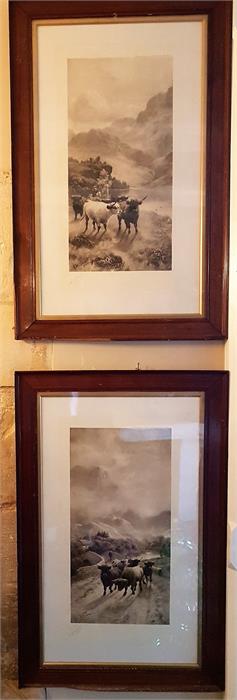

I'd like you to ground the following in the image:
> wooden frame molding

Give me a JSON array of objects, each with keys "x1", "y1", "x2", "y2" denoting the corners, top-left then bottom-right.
[
  {"x1": 15, "y1": 370, "x2": 229, "y2": 691},
  {"x1": 9, "y1": 1, "x2": 232, "y2": 340}
]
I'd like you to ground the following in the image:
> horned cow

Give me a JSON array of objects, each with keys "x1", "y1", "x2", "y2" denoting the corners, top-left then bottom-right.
[
  {"x1": 82, "y1": 199, "x2": 119, "y2": 234},
  {"x1": 142, "y1": 560, "x2": 154, "y2": 585},
  {"x1": 113, "y1": 578, "x2": 129, "y2": 596},
  {"x1": 117, "y1": 196, "x2": 147, "y2": 234},
  {"x1": 121, "y1": 559, "x2": 144, "y2": 595},
  {"x1": 98, "y1": 561, "x2": 124, "y2": 596},
  {"x1": 71, "y1": 195, "x2": 84, "y2": 221}
]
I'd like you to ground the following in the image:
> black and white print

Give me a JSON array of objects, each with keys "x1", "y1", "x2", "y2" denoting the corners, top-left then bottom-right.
[
  {"x1": 71, "y1": 427, "x2": 171, "y2": 624},
  {"x1": 68, "y1": 56, "x2": 172, "y2": 272}
]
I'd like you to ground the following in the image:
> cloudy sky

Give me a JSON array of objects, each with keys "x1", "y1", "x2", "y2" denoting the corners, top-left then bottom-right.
[
  {"x1": 70, "y1": 427, "x2": 171, "y2": 525},
  {"x1": 68, "y1": 56, "x2": 172, "y2": 133}
]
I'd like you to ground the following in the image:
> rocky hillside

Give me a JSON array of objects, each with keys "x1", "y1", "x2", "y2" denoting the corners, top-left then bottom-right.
[{"x1": 69, "y1": 86, "x2": 172, "y2": 188}]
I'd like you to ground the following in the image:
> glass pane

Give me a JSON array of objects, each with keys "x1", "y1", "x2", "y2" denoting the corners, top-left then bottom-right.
[{"x1": 40, "y1": 391, "x2": 203, "y2": 665}]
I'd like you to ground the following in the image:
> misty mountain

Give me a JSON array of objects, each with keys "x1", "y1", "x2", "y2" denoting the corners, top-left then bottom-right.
[
  {"x1": 70, "y1": 429, "x2": 171, "y2": 540},
  {"x1": 69, "y1": 129, "x2": 153, "y2": 168},
  {"x1": 71, "y1": 506, "x2": 171, "y2": 541},
  {"x1": 109, "y1": 116, "x2": 135, "y2": 130},
  {"x1": 72, "y1": 517, "x2": 141, "y2": 542},
  {"x1": 69, "y1": 87, "x2": 172, "y2": 188},
  {"x1": 71, "y1": 463, "x2": 118, "y2": 494},
  {"x1": 122, "y1": 509, "x2": 171, "y2": 536},
  {"x1": 137, "y1": 87, "x2": 172, "y2": 123},
  {"x1": 107, "y1": 87, "x2": 172, "y2": 158},
  {"x1": 152, "y1": 151, "x2": 173, "y2": 187},
  {"x1": 71, "y1": 464, "x2": 119, "y2": 523}
]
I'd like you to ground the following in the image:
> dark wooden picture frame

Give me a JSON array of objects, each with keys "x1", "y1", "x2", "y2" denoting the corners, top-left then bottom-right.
[
  {"x1": 9, "y1": 1, "x2": 232, "y2": 341},
  {"x1": 15, "y1": 370, "x2": 229, "y2": 691}
]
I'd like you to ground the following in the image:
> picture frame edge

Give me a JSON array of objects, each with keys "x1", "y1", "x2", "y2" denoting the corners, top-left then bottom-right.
[
  {"x1": 15, "y1": 369, "x2": 229, "y2": 691},
  {"x1": 9, "y1": 0, "x2": 232, "y2": 342}
]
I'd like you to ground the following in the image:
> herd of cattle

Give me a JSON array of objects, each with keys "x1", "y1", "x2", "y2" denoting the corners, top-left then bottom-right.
[
  {"x1": 98, "y1": 557, "x2": 154, "y2": 597},
  {"x1": 72, "y1": 195, "x2": 147, "y2": 235}
]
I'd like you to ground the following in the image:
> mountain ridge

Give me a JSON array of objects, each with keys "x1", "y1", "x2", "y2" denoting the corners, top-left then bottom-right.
[{"x1": 69, "y1": 86, "x2": 172, "y2": 188}]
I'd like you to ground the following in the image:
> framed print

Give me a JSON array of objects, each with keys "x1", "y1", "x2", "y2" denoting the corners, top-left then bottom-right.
[
  {"x1": 10, "y1": 1, "x2": 232, "y2": 341},
  {"x1": 15, "y1": 370, "x2": 229, "y2": 691}
]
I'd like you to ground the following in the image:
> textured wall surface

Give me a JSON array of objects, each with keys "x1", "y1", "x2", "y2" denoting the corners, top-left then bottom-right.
[
  {"x1": 0, "y1": 1, "x2": 236, "y2": 699},
  {"x1": 0, "y1": 168, "x2": 54, "y2": 700}
]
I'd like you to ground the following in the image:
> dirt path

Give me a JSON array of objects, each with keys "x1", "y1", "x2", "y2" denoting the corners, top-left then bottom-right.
[{"x1": 71, "y1": 565, "x2": 169, "y2": 625}]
